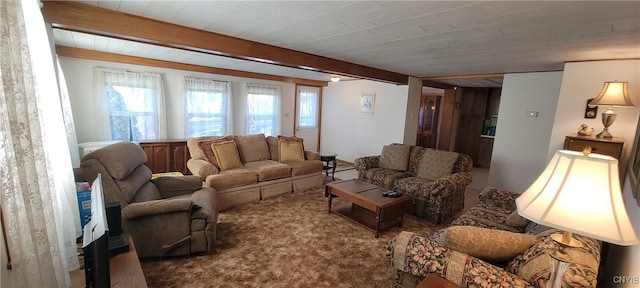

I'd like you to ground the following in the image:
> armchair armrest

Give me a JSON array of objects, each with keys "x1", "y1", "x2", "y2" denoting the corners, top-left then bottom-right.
[
  {"x1": 152, "y1": 175, "x2": 203, "y2": 199},
  {"x1": 354, "y1": 156, "x2": 380, "y2": 176},
  {"x1": 122, "y1": 199, "x2": 193, "y2": 220},
  {"x1": 187, "y1": 158, "x2": 219, "y2": 180},
  {"x1": 478, "y1": 186, "x2": 520, "y2": 210},
  {"x1": 387, "y1": 231, "x2": 533, "y2": 288}
]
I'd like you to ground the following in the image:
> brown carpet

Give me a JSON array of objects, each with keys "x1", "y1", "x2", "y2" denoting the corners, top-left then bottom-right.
[{"x1": 140, "y1": 186, "x2": 480, "y2": 288}]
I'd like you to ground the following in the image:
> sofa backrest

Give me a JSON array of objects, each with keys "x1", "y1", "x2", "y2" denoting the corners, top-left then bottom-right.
[
  {"x1": 406, "y1": 146, "x2": 473, "y2": 177},
  {"x1": 234, "y1": 133, "x2": 270, "y2": 163}
]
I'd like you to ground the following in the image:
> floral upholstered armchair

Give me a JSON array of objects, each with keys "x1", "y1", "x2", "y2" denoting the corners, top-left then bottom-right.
[{"x1": 386, "y1": 187, "x2": 601, "y2": 288}]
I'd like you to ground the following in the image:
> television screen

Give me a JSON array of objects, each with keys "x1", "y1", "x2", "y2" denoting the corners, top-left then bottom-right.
[{"x1": 82, "y1": 174, "x2": 110, "y2": 288}]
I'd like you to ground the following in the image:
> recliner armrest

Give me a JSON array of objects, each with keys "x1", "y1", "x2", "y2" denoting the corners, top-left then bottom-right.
[
  {"x1": 122, "y1": 199, "x2": 193, "y2": 220},
  {"x1": 152, "y1": 175, "x2": 203, "y2": 198}
]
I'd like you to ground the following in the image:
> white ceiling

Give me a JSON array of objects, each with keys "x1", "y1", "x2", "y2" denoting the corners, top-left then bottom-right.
[{"x1": 50, "y1": 1, "x2": 640, "y2": 87}]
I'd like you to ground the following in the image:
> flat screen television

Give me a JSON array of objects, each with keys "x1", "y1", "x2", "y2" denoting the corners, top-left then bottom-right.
[{"x1": 82, "y1": 174, "x2": 110, "y2": 288}]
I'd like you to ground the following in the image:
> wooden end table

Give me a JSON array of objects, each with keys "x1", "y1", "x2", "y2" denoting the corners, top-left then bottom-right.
[
  {"x1": 320, "y1": 152, "x2": 337, "y2": 180},
  {"x1": 325, "y1": 179, "x2": 410, "y2": 238}
]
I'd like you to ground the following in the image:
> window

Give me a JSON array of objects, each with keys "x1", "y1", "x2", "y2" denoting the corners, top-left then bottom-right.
[
  {"x1": 245, "y1": 83, "x2": 281, "y2": 136},
  {"x1": 184, "y1": 77, "x2": 232, "y2": 137},
  {"x1": 94, "y1": 67, "x2": 166, "y2": 141},
  {"x1": 297, "y1": 86, "x2": 320, "y2": 129}
]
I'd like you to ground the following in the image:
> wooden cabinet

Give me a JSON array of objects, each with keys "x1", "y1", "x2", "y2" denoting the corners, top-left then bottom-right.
[
  {"x1": 454, "y1": 88, "x2": 488, "y2": 165},
  {"x1": 563, "y1": 134, "x2": 625, "y2": 160},
  {"x1": 477, "y1": 137, "x2": 494, "y2": 168},
  {"x1": 139, "y1": 140, "x2": 190, "y2": 175}
]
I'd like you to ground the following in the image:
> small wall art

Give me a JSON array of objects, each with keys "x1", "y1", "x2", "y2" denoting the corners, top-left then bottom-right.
[
  {"x1": 360, "y1": 93, "x2": 375, "y2": 115},
  {"x1": 584, "y1": 98, "x2": 598, "y2": 119}
]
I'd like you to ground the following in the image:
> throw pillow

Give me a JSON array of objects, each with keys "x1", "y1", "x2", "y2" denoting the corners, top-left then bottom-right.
[
  {"x1": 197, "y1": 135, "x2": 234, "y2": 167},
  {"x1": 506, "y1": 211, "x2": 530, "y2": 227},
  {"x1": 415, "y1": 149, "x2": 459, "y2": 180},
  {"x1": 443, "y1": 226, "x2": 538, "y2": 263},
  {"x1": 378, "y1": 144, "x2": 411, "y2": 171},
  {"x1": 211, "y1": 140, "x2": 242, "y2": 171},
  {"x1": 279, "y1": 141, "x2": 305, "y2": 162}
]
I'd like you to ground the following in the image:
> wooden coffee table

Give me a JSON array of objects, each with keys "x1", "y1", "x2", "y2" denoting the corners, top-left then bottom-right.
[{"x1": 325, "y1": 179, "x2": 410, "y2": 238}]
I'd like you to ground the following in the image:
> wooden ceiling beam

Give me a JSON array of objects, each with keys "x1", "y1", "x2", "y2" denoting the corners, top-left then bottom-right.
[
  {"x1": 41, "y1": 1, "x2": 408, "y2": 85},
  {"x1": 55, "y1": 46, "x2": 328, "y2": 87}
]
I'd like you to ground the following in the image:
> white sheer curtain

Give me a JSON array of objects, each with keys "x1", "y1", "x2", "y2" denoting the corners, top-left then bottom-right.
[
  {"x1": 0, "y1": 0, "x2": 80, "y2": 287},
  {"x1": 56, "y1": 57, "x2": 81, "y2": 168},
  {"x1": 94, "y1": 67, "x2": 167, "y2": 141},
  {"x1": 184, "y1": 76, "x2": 232, "y2": 137},
  {"x1": 242, "y1": 83, "x2": 281, "y2": 136}
]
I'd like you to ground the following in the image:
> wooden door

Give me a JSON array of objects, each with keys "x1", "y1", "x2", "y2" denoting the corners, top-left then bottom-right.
[
  {"x1": 454, "y1": 88, "x2": 488, "y2": 164},
  {"x1": 417, "y1": 95, "x2": 441, "y2": 148}
]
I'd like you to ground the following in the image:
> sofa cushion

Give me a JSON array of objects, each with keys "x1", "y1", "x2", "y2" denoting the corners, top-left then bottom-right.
[
  {"x1": 363, "y1": 168, "x2": 411, "y2": 190},
  {"x1": 212, "y1": 140, "x2": 243, "y2": 171},
  {"x1": 416, "y1": 149, "x2": 459, "y2": 180},
  {"x1": 378, "y1": 144, "x2": 410, "y2": 171},
  {"x1": 266, "y1": 136, "x2": 279, "y2": 160},
  {"x1": 194, "y1": 135, "x2": 234, "y2": 167},
  {"x1": 287, "y1": 160, "x2": 323, "y2": 176},
  {"x1": 234, "y1": 134, "x2": 270, "y2": 163},
  {"x1": 243, "y1": 160, "x2": 291, "y2": 181},
  {"x1": 204, "y1": 168, "x2": 259, "y2": 190},
  {"x1": 443, "y1": 226, "x2": 538, "y2": 263},
  {"x1": 279, "y1": 141, "x2": 305, "y2": 162},
  {"x1": 450, "y1": 205, "x2": 523, "y2": 233}
]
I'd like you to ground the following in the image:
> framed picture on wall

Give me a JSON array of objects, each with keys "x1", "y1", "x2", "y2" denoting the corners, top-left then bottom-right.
[
  {"x1": 360, "y1": 93, "x2": 375, "y2": 115},
  {"x1": 584, "y1": 98, "x2": 598, "y2": 119},
  {"x1": 628, "y1": 116, "x2": 640, "y2": 206}
]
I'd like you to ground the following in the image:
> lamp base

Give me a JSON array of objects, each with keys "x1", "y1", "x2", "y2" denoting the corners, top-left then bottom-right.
[
  {"x1": 596, "y1": 109, "x2": 617, "y2": 139},
  {"x1": 596, "y1": 129, "x2": 612, "y2": 139}
]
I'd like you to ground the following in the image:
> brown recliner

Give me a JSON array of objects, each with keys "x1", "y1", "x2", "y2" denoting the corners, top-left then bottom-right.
[{"x1": 79, "y1": 141, "x2": 217, "y2": 258}]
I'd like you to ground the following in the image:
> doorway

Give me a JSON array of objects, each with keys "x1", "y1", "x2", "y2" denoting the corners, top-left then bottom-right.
[
  {"x1": 417, "y1": 95, "x2": 441, "y2": 148},
  {"x1": 294, "y1": 85, "x2": 321, "y2": 151}
]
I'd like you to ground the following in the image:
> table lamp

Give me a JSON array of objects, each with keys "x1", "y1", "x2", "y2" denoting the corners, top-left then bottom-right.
[
  {"x1": 589, "y1": 81, "x2": 635, "y2": 139},
  {"x1": 516, "y1": 149, "x2": 639, "y2": 288}
]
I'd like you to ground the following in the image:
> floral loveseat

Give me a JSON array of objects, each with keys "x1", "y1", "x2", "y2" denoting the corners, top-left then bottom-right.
[
  {"x1": 386, "y1": 187, "x2": 601, "y2": 288},
  {"x1": 354, "y1": 144, "x2": 473, "y2": 224},
  {"x1": 187, "y1": 133, "x2": 323, "y2": 210}
]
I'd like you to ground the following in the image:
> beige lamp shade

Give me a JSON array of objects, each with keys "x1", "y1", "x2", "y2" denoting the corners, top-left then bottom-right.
[
  {"x1": 516, "y1": 150, "x2": 639, "y2": 246},
  {"x1": 589, "y1": 81, "x2": 634, "y2": 107}
]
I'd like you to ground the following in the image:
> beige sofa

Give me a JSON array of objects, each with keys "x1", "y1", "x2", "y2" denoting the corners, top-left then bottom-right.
[{"x1": 187, "y1": 133, "x2": 324, "y2": 210}]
